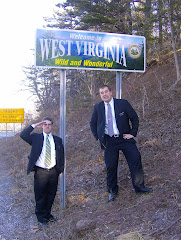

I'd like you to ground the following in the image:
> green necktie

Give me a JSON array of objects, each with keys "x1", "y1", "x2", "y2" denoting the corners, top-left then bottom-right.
[{"x1": 45, "y1": 135, "x2": 51, "y2": 167}]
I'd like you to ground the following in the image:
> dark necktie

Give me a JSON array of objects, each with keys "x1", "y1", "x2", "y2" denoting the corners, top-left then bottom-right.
[
  {"x1": 107, "y1": 103, "x2": 114, "y2": 137},
  {"x1": 45, "y1": 135, "x2": 51, "y2": 167}
]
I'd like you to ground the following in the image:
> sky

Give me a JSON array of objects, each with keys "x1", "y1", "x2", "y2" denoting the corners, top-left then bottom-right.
[{"x1": 0, "y1": 0, "x2": 63, "y2": 114}]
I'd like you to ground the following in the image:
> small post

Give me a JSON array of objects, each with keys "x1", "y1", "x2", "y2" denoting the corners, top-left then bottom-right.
[
  {"x1": 59, "y1": 69, "x2": 66, "y2": 209},
  {"x1": 6, "y1": 123, "x2": 7, "y2": 140},
  {"x1": 14, "y1": 123, "x2": 15, "y2": 136}
]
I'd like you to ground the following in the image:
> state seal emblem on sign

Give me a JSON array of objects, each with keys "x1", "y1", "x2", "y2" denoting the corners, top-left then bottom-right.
[{"x1": 128, "y1": 45, "x2": 141, "y2": 59}]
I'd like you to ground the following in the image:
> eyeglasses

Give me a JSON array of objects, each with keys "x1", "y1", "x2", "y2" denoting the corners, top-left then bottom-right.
[{"x1": 43, "y1": 124, "x2": 52, "y2": 127}]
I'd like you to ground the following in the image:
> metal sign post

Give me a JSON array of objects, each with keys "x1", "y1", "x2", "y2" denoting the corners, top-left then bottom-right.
[
  {"x1": 116, "y1": 72, "x2": 122, "y2": 99},
  {"x1": 116, "y1": 72, "x2": 122, "y2": 181},
  {"x1": 59, "y1": 69, "x2": 66, "y2": 209}
]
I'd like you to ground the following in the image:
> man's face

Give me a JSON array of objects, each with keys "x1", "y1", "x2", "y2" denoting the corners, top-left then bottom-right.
[
  {"x1": 42, "y1": 120, "x2": 53, "y2": 134},
  {"x1": 99, "y1": 87, "x2": 113, "y2": 103}
]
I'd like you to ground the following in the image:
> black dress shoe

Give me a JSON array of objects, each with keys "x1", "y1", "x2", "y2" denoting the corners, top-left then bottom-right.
[
  {"x1": 135, "y1": 186, "x2": 153, "y2": 194},
  {"x1": 38, "y1": 220, "x2": 48, "y2": 227},
  {"x1": 48, "y1": 215, "x2": 57, "y2": 222},
  {"x1": 108, "y1": 192, "x2": 118, "y2": 202}
]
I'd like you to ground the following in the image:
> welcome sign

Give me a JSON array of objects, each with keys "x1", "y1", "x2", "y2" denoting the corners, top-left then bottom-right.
[{"x1": 35, "y1": 28, "x2": 146, "y2": 72}]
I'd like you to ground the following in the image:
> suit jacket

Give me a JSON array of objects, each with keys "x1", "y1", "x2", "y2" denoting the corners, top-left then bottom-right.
[
  {"x1": 90, "y1": 98, "x2": 139, "y2": 149},
  {"x1": 20, "y1": 126, "x2": 64, "y2": 175}
]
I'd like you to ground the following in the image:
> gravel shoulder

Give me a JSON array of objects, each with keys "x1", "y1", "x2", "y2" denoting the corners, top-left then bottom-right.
[{"x1": 0, "y1": 147, "x2": 35, "y2": 240}]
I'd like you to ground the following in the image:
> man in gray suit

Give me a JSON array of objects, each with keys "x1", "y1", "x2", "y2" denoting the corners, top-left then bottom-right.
[
  {"x1": 20, "y1": 117, "x2": 64, "y2": 226},
  {"x1": 90, "y1": 85, "x2": 152, "y2": 202}
]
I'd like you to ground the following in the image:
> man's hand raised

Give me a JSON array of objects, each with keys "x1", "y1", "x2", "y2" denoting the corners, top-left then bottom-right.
[{"x1": 34, "y1": 121, "x2": 46, "y2": 129}]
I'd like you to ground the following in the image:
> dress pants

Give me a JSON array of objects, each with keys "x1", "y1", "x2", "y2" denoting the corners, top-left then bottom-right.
[
  {"x1": 104, "y1": 135, "x2": 144, "y2": 194},
  {"x1": 34, "y1": 166, "x2": 59, "y2": 222}
]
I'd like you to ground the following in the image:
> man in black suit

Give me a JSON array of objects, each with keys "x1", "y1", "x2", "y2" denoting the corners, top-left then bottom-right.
[
  {"x1": 90, "y1": 85, "x2": 152, "y2": 202},
  {"x1": 20, "y1": 117, "x2": 64, "y2": 226}
]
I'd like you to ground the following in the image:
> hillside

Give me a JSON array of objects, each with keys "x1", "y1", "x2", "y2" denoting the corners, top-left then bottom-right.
[{"x1": 0, "y1": 51, "x2": 181, "y2": 240}]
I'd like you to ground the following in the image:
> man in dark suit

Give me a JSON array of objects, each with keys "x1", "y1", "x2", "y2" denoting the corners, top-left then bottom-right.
[
  {"x1": 20, "y1": 117, "x2": 64, "y2": 226},
  {"x1": 90, "y1": 85, "x2": 152, "y2": 202}
]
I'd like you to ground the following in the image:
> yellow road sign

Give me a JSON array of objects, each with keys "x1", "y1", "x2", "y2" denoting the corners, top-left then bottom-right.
[{"x1": 0, "y1": 109, "x2": 24, "y2": 123}]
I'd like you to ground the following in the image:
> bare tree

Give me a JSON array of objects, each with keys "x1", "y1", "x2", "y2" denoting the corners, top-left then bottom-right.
[
  {"x1": 22, "y1": 66, "x2": 60, "y2": 111},
  {"x1": 162, "y1": 0, "x2": 180, "y2": 88}
]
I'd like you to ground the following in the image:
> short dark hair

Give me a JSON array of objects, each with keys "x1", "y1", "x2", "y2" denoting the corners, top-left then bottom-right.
[
  {"x1": 99, "y1": 85, "x2": 112, "y2": 91},
  {"x1": 42, "y1": 117, "x2": 53, "y2": 124}
]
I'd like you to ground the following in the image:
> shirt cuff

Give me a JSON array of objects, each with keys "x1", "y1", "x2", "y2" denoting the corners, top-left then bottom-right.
[{"x1": 31, "y1": 124, "x2": 35, "y2": 128}]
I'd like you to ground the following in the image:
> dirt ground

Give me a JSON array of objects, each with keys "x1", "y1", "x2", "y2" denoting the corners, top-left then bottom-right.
[{"x1": 0, "y1": 52, "x2": 181, "y2": 240}]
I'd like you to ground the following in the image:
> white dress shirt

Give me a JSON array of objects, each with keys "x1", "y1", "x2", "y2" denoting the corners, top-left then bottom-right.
[
  {"x1": 35, "y1": 132, "x2": 56, "y2": 169},
  {"x1": 104, "y1": 98, "x2": 120, "y2": 135}
]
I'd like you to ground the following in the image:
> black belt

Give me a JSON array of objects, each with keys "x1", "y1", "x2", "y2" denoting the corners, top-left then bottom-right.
[
  {"x1": 105, "y1": 134, "x2": 120, "y2": 138},
  {"x1": 35, "y1": 166, "x2": 55, "y2": 171}
]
